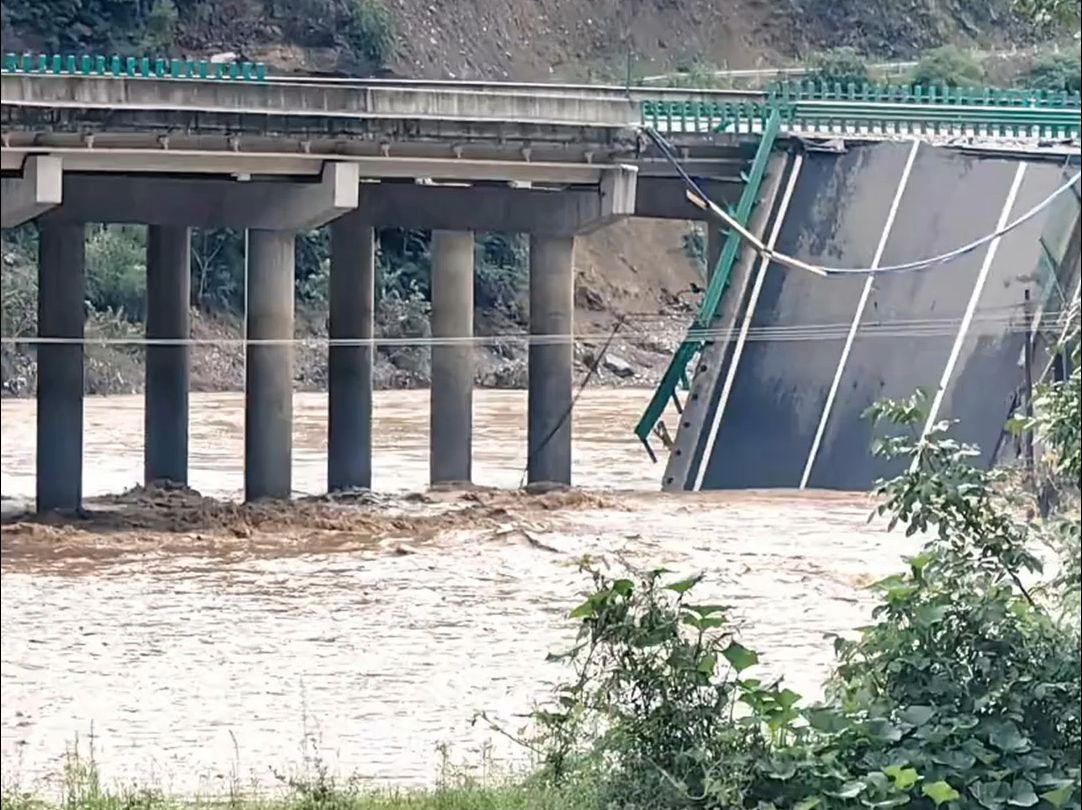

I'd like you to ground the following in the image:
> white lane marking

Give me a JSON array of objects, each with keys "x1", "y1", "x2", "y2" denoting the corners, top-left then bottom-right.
[
  {"x1": 799, "y1": 139, "x2": 921, "y2": 489},
  {"x1": 691, "y1": 154, "x2": 804, "y2": 491},
  {"x1": 912, "y1": 161, "x2": 1028, "y2": 470}
]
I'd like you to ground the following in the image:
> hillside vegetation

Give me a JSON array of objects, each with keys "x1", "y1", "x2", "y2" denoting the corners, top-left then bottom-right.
[{"x1": 0, "y1": 0, "x2": 1049, "y2": 79}]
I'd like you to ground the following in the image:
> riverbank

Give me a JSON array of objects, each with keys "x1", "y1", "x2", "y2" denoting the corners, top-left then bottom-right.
[
  {"x1": 0, "y1": 307, "x2": 687, "y2": 398},
  {"x1": 2, "y1": 748, "x2": 594, "y2": 810}
]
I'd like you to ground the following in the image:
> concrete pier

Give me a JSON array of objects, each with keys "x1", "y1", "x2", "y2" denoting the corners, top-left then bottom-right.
[
  {"x1": 429, "y1": 230, "x2": 475, "y2": 485},
  {"x1": 36, "y1": 221, "x2": 85, "y2": 512},
  {"x1": 244, "y1": 229, "x2": 295, "y2": 501},
  {"x1": 527, "y1": 234, "x2": 575, "y2": 485},
  {"x1": 328, "y1": 214, "x2": 375, "y2": 491},
  {"x1": 144, "y1": 225, "x2": 191, "y2": 486}
]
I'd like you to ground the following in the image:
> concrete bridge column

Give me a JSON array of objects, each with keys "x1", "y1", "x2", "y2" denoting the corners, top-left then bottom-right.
[
  {"x1": 429, "y1": 230, "x2": 475, "y2": 485},
  {"x1": 245, "y1": 229, "x2": 295, "y2": 501},
  {"x1": 36, "y1": 221, "x2": 86, "y2": 512},
  {"x1": 144, "y1": 225, "x2": 191, "y2": 486},
  {"x1": 527, "y1": 234, "x2": 575, "y2": 485},
  {"x1": 328, "y1": 214, "x2": 375, "y2": 491}
]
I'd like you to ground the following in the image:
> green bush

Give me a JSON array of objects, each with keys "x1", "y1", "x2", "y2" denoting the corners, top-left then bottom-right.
[
  {"x1": 533, "y1": 305, "x2": 1081, "y2": 808},
  {"x1": 142, "y1": 0, "x2": 178, "y2": 53},
  {"x1": 530, "y1": 566, "x2": 770, "y2": 807},
  {"x1": 911, "y1": 45, "x2": 985, "y2": 89},
  {"x1": 476, "y1": 233, "x2": 527, "y2": 320},
  {"x1": 809, "y1": 47, "x2": 871, "y2": 87},
  {"x1": 1025, "y1": 49, "x2": 1082, "y2": 92},
  {"x1": 342, "y1": 0, "x2": 396, "y2": 64},
  {"x1": 86, "y1": 224, "x2": 147, "y2": 321}
]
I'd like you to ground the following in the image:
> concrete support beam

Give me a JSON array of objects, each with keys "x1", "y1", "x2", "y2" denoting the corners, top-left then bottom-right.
[
  {"x1": 36, "y1": 221, "x2": 85, "y2": 512},
  {"x1": 527, "y1": 234, "x2": 575, "y2": 485},
  {"x1": 429, "y1": 230, "x2": 475, "y2": 485},
  {"x1": 634, "y1": 178, "x2": 743, "y2": 220},
  {"x1": 1, "y1": 156, "x2": 62, "y2": 228},
  {"x1": 328, "y1": 213, "x2": 375, "y2": 491},
  {"x1": 144, "y1": 225, "x2": 191, "y2": 486},
  {"x1": 48, "y1": 162, "x2": 359, "y2": 230},
  {"x1": 245, "y1": 230, "x2": 295, "y2": 501},
  {"x1": 357, "y1": 166, "x2": 638, "y2": 234}
]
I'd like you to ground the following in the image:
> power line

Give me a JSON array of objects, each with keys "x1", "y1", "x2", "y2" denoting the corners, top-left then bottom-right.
[{"x1": 0, "y1": 308, "x2": 1069, "y2": 349}]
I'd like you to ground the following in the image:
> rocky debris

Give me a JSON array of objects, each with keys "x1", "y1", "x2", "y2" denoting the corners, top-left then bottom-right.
[{"x1": 602, "y1": 353, "x2": 635, "y2": 378}]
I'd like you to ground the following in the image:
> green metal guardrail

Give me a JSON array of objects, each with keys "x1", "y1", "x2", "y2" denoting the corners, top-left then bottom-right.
[
  {"x1": 633, "y1": 110, "x2": 782, "y2": 457},
  {"x1": 769, "y1": 80, "x2": 1081, "y2": 107},
  {"x1": 1, "y1": 52, "x2": 267, "y2": 81},
  {"x1": 642, "y1": 82, "x2": 1082, "y2": 139}
]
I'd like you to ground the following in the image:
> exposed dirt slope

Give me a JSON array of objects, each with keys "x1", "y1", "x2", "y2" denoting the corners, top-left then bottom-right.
[{"x1": 173, "y1": 0, "x2": 1027, "y2": 79}]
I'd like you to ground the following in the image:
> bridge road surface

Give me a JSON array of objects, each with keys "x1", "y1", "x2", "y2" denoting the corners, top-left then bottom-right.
[{"x1": 678, "y1": 142, "x2": 1080, "y2": 492}]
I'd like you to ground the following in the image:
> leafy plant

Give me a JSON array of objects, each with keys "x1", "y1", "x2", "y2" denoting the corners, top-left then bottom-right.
[
  {"x1": 911, "y1": 45, "x2": 985, "y2": 89},
  {"x1": 341, "y1": 0, "x2": 396, "y2": 65},
  {"x1": 1024, "y1": 49, "x2": 1082, "y2": 93},
  {"x1": 532, "y1": 564, "x2": 785, "y2": 808},
  {"x1": 809, "y1": 47, "x2": 871, "y2": 87}
]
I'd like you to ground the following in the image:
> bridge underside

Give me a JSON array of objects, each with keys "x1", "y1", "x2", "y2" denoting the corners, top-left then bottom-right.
[{"x1": 667, "y1": 141, "x2": 1081, "y2": 493}]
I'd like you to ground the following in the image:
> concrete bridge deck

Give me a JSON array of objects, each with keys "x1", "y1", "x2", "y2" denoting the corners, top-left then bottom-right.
[{"x1": 663, "y1": 142, "x2": 1082, "y2": 492}]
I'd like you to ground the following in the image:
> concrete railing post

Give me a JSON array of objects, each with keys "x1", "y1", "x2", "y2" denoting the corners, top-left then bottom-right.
[
  {"x1": 36, "y1": 221, "x2": 86, "y2": 512},
  {"x1": 527, "y1": 234, "x2": 575, "y2": 485},
  {"x1": 328, "y1": 214, "x2": 375, "y2": 491},
  {"x1": 429, "y1": 230, "x2": 475, "y2": 485},
  {"x1": 244, "y1": 229, "x2": 295, "y2": 501},
  {"x1": 144, "y1": 225, "x2": 191, "y2": 486}
]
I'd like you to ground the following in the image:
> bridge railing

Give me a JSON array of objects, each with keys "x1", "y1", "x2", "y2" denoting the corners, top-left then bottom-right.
[
  {"x1": 2, "y1": 52, "x2": 267, "y2": 81},
  {"x1": 633, "y1": 110, "x2": 783, "y2": 457},
  {"x1": 643, "y1": 92, "x2": 1082, "y2": 139}
]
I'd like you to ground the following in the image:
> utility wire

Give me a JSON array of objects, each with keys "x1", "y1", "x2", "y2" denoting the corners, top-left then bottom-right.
[{"x1": 0, "y1": 307, "x2": 1069, "y2": 349}]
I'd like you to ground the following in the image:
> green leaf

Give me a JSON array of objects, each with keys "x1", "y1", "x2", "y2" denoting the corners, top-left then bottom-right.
[
  {"x1": 1039, "y1": 784, "x2": 1077, "y2": 808},
  {"x1": 610, "y1": 578, "x2": 634, "y2": 597},
  {"x1": 884, "y1": 765, "x2": 921, "y2": 790},
  {"x1": 923, "y1": 780, "x2": 961, "y2": 806},
  {"x1": 989, "y1": 722, "x2": 1031, "y2": 754},
  {"x1": 794, "y1": 799, "x2": 821, "y2": 810},
  {"x1": 1007, "y1": 779, "x2": 1038, "y2": 807},
  {"x1": 898, "y1": 704, "x2": 936, "y2": 726},
  {"x1": 568, "y1": 599, "x2": 596, "y2": 619},
  {"x1": 777, "y1": 687, "x2": 802, "y2": 709},
  {"x1": 665, "y1": 575, "x2": 702, "y2": 593},
  {"x1": 722, "y1": 641, "x2": 759, "y2": 673},
  {"x1": 913, "y1": 603, "x2": 951, "y2": 627},
  {"x1": 685, "y1": 604, "x2": 729, "y2": 617},
  {"x1": 697, "y1": 653, "x2": 717, "y2": 676},
  {"x1": 833, "y1": 780, "x2": 866, "y2": 799}
]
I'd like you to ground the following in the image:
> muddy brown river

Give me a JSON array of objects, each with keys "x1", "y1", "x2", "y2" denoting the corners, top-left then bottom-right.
[{"x1": 0, "y1": 389, "x2": 914, "y2": 793}]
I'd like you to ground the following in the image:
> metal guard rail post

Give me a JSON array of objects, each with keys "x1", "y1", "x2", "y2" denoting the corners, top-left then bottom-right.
[
  {"x1": 633, "y1": 110, "x2": 782, "y2": 458},
  {"x1": 2, "y1": 52, "x2": 267, "y2": 81}
]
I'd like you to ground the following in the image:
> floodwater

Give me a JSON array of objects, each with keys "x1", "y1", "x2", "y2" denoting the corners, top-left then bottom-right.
[{"x1": 0, "y1": 389, "x2": 913, "y2": 793}]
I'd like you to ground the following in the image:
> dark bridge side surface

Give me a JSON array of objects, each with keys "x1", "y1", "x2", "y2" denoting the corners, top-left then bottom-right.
[{"x1": 673, "y1": 141, "x2": 1080, "y2": 493}]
